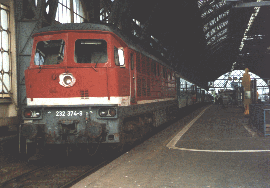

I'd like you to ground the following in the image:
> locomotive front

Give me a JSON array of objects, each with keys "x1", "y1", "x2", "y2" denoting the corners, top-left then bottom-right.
[{"x1": 21, "y1": 24, "x2": 129, "y2": 147}]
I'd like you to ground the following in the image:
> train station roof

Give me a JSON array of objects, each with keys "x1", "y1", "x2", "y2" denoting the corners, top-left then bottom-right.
[{"x1": 96, "y1": 0, "x2": 270, "y2": 89}]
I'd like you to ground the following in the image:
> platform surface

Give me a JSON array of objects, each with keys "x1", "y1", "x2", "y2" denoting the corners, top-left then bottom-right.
[{"x1": 72, "y1": 105, "x2": 270, "y2": 188}]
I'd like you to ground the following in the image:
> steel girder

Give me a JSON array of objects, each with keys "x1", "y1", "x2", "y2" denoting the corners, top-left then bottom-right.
[
  {"x1": 17, "y1": 0, "x2": 58, "y2": 26},
  {"x1": 235, "y1": 1, "x2": 270, "y2": 8},
  {"x1": 15, "y1": 0, "x2": 59, "y2": 109},
  {"x1": 108, "y1": 0, "x2": 133, "y2": 34}
]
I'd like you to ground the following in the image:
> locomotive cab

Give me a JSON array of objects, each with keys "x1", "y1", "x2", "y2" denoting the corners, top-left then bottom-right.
[{"x1": 22, "y1": 24, "x2": 131, "y2": 148}]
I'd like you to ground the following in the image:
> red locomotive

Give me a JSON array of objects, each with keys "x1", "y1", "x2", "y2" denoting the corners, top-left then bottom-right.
[{"x1": 20, "y1": 23, "x2": 200, "y2": 153}]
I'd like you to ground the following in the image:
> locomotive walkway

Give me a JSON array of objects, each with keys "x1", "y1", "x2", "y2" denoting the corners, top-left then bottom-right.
[{"x1": 72, "y1": 105, "x2": 270, "y2": 187}]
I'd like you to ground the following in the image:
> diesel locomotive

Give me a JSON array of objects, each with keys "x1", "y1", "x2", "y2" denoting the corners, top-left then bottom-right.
[{"x1": 20, "y1": 23, "x2": 205, "y2": 153}]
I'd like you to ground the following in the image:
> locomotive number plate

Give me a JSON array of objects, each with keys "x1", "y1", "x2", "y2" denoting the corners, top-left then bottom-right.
[{"x1": 56, "y1": 111, "x2": 83, "y2": 117}]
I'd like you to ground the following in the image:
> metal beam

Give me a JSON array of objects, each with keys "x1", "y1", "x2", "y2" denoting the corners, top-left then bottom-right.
[
  {"x1": 87, "y1": 0, "x2": 100, "y2": 22},
  {"x1": 234, "y1": 1, "x2": 270, "y2": 8},
  {"x1": 108, "y1": 0, "x2": 133, "y2": 34}
]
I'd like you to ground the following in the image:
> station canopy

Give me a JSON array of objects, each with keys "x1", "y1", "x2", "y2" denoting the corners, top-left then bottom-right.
[{"x1": 195, "y1": 0, "x2": 270, "y2": 89}]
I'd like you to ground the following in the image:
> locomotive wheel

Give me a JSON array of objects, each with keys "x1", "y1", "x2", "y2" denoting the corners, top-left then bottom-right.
[
  {"x1": 19, "y1": 125, "x2": 36, "y2": 155},
  {"x1": 19, "y1": 129, "x2": 42, "y2": 161},
  {"x1": 19, "y1": 135, "x2": 38, "y2": 161}
]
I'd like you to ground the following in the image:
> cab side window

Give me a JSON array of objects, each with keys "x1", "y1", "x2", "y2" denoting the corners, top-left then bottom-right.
[{"x1": 114, "y1": 47, "x2": 119, "y2": 65}]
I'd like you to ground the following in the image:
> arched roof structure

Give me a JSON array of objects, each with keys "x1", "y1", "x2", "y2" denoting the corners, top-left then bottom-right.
[{"x1": 210, "y1": 70, "x2": 269, "y2": 101}]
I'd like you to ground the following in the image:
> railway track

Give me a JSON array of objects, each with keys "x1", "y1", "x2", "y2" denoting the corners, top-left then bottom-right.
[
  {"x1": 1, "y1": 163, "x2": 108, "y2": 187},
  {"x1": 0, "y1": 165, "x2": 49, "y2": 187},
  {"x1": 0, "y1": 145, "x2": 122, "y2": 188}
]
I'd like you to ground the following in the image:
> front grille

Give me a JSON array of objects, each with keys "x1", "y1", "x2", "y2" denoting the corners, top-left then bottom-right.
[{"x1": 80, "y1": 90, "x2": 89, "y2": 99}]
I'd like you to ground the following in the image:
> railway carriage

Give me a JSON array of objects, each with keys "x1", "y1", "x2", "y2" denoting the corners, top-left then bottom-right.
[{"x1": 20, "y1": 23, "x2": 181, "y2": 152}]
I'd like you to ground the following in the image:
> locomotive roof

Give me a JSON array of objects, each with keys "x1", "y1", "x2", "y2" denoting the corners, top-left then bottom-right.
[
  {"x1": 34, "y1": 23, "x2": 172, "y2": 70},
  {"x1": 35, "y1": 23, "x2": 122, "y2": 35}
]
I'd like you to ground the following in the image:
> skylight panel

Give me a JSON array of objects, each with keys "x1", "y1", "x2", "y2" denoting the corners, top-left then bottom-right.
[
  {"x1": 205, "y1": 20, "x2": 228, "y2": 41},
  {"x1": 198, "y1": 0, "x2": 213, "y2": 9},
  {"x1": 239, "y1": 1, "x2": 261, "y2": 52},
  {"x1": 200, "y1": 0, "x2": 226, "y2": 18},
  {"x1": 199, "y1": 0, "x2": 229, "y2": 45}
]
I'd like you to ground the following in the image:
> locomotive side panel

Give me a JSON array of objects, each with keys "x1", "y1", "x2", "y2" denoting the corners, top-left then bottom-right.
[{"x1": 136, "y1": 54, "x2": 151, "y2": 101}]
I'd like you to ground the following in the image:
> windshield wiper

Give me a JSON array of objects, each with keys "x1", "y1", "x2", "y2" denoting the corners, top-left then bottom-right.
[
  {"x1": 57, "y1": 41, "x2": 65, "y2": 64},
  {"x1": 38, "y1": 64, "x2": 42, "y2": 73},
  {"x1": 91, "y1": 66, "x2": 98, "y2": 72},
  {"x1": 94, "y1": 54, "x2": 103, "y2": 68}
]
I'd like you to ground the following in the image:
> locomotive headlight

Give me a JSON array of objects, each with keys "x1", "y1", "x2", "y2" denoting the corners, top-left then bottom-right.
[
  {"x1": 59, "y1": 73, "x2": 76, "y2": 87},
  {"x1": 24, "y1": 109, "x2": 32, "y2": 118},
  {"x1": 108, "y1": 108, "x2": 116, "y2": 117},
  {"x1": 23, "y1": 109, "x2": 41, "y2": 118},
  {"x1": 99, "y1": 109, "x2": 108, "y2": 116},
  {"x1": 99, "y1": 108, "x2": 117, "y2": 117},
  {"x1": 34, "y1": 111, "x2": 41, "y2": 118},
  {"x1": 64, "y1": 76, "x2": 72, "y2": 85}
]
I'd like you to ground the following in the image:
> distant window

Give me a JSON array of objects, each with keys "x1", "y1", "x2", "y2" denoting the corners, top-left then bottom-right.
[
  {"x1": 0, "y1": 4, "x2": 10, "y2": 94},
  {"x1": 35, "y1": 40, "x2": 65, "y2": 65},
  {"x1": 180, "y1": 80, "x2": 186, "y2": 93},
  {"x1": 56, "y1": 0, "x2": 85, "y2": 23},
  {"x1": 75, "y1": 39, "x2": 107, "y2": 63}
]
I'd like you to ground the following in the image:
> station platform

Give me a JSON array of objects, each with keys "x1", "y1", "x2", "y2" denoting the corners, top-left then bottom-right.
[{"x1": 72, "y1": 105, "x2": 270, "y2": 188}]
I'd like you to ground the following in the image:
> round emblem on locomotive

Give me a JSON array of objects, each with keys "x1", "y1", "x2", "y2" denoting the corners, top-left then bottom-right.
[{"x1": 59, "y1": 73, "x2": 76, "y2": 87}]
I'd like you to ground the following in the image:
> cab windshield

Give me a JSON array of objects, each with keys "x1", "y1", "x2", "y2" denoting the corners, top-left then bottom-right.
[
  {"x1": 74, "y1": 39, "x2": 107, "y2": 63},
  {"x1": 34, "y1": 39, "x2": 65, "y2": 65}
]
